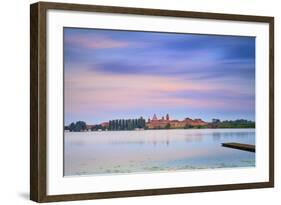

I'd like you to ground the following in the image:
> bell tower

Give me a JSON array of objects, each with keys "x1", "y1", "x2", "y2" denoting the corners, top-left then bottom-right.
[{"x1": 166, "y1": 114, "x2": 169, "y2": 121}]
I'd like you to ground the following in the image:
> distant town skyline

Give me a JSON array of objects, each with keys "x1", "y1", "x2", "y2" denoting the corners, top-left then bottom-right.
[
  {"x1": 65, "y1": 113, "x2": 255, "y2": 126},
  {"x1": 64, "y1": 28, "x2": 255, "y2": 125}
]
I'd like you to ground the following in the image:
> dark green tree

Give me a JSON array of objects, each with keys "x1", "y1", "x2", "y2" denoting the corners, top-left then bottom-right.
[
  {"x1": 69, "y1": 122, "x2": 75, "y2": 132},
  {"x1": 75, "y1": 121, "x2": 87, "y2": 131},
  {"x1": 109, "y1": 120, "x2": 112, "y2": 130},
  {"x1": 165, "y1": 123, "x2": 171, "y2": 129}
]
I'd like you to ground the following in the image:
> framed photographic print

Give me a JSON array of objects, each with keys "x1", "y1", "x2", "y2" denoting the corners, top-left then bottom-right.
[{"x1": 30, "y1": 1, "x2": 274, "y2": 202}]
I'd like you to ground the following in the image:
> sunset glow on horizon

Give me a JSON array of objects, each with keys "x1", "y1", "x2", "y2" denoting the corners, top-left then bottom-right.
[{"x1": 64, "y1": 28, "x2": 255, "y2": 125}]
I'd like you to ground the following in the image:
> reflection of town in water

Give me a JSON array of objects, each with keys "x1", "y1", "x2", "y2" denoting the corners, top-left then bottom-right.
[{"x1": 64, "y1": 129, "x2": 255, "y2": 176}]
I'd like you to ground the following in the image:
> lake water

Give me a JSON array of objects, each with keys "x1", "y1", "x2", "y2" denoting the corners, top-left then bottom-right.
[{"x1": 64, "y1": 128, "x2": 255, "y2": 176}]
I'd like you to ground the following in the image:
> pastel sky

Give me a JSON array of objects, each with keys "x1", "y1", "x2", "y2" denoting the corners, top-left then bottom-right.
[{"x1": 64, "y1": 27, "x2": 255, "y2": 125}]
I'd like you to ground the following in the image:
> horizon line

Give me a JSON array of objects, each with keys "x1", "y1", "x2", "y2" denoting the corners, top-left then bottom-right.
[{"x1": 64, "y1": 115, "x2": 255, "y2": 126}]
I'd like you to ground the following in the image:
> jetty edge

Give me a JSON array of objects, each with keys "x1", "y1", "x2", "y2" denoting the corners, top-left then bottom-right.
[{"x1": 221, "y1": 142, "x2": 255, "y2": 152}]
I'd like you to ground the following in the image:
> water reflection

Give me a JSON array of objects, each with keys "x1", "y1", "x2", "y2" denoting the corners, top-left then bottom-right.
[
  {"x1": 212, "y1": 131, "x2": 255, "y2": 141},
  {"x1": 64, "y1": 128, "x2": 255, "y2": 176}
]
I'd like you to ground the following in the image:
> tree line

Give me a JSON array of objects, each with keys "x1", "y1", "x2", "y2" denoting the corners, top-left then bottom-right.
[
  {"x1": 65, "y1": 121, "x2": 87, "y2": 132},
  {"x1": 210, "y1": 119, "x2": 255, "y2": 128},
  {"x1": 109, "y1": 117, "x2": 145, "y2": 130}
]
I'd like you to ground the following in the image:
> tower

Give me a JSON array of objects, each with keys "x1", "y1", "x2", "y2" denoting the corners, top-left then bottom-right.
[
  {"x1": 152, "y1": 114, "x2": 157, "y2": 121},
  {"x1": 166, "y1": 114, "x2": 170, "y2": 121}
]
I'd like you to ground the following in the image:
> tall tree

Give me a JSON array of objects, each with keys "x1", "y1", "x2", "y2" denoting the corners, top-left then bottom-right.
[{"x1": 69, "y1": 122, "x2": 75, "y2": 132}]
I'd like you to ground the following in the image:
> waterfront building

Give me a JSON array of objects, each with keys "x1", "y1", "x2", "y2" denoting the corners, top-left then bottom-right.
[
  {"x1": 146, "y1": 114, "x2": 170, "y2": 129},
  {"x1": 146, "y1": 114, "x2": 208, "y2": 129}
]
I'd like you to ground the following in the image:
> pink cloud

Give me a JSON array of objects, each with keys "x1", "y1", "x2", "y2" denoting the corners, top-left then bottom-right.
[
  {"x1": 64, "y1": 68, "x2": 249, "y2": 117},
  {"x1": 65, "y1": 36, "x2": 134, "y2": 49}
]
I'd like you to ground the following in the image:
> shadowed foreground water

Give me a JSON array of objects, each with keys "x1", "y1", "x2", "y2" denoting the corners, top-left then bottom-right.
[{"x1": 64, "y1": 128, "x2": 255, "y2": 176}]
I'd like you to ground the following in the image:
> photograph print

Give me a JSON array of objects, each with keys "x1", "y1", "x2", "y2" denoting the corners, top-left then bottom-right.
[{"x1": 63, "y1": 27, "x2": 256, "y2": 176}]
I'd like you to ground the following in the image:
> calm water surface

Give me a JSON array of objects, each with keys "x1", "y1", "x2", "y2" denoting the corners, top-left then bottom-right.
[{"x1": 64, "y1": 129, "x2": 255, "y2": 176}]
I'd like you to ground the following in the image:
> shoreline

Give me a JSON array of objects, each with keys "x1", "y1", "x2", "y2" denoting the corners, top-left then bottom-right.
[{"x1": 64, "y1": 127, "x2": 255, "y2": 133}]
